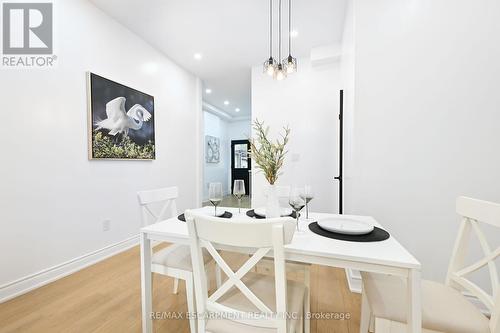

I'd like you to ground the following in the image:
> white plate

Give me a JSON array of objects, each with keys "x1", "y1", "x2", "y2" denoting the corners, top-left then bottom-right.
[
  {"x1": 199, "y1": 206, "x2": 225, "y2": 217},
  {"x1": 254, "y1": 207, "x2": 293, "y2": 218},
  {"x1": 317, "y1": 217, "x2": 374, "y2": 235}
]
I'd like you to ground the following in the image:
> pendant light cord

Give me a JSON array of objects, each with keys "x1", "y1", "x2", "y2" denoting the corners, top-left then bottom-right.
[
  {"x1": 288, "y1": 0, "x2": 291, "y2": 56},
  {"x1": 278, "y1": 0, "x2": 282, "y2": 61},
  {"x1": 269, "y1": 0, "x2": 273, "y2": 59}
]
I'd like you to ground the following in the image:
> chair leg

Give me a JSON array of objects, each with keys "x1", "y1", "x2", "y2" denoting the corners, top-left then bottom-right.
[
  {"x1": 369, "y1": 313, "x2": 375, "y2": 332},
  {"x1": 185, "y1": 276, "x2": 196, "y2": 333},
  {"x1": 203, "y1": 266, "x2": 211, "y2": 292},
  {"x1": 173, "y1": 278, "x2": 179, "y2": 294},
  {"x1": 304, "y1": 267, "x2": 311, "y2": 333},
  {"x1": 215, "y1": 263, "x2": 222, "y2": 288},
  {"x1": 360, "y1": 288, "x2": 373, "y2": 333},
  {"x1": 299, "y1": 303, "x2": 304, "y2": 333}
]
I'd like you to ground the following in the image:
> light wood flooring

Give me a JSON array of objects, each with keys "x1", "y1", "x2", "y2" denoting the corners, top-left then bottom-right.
[{"x1": 0, "y1": 245, "x2": 361, "y2": 333}]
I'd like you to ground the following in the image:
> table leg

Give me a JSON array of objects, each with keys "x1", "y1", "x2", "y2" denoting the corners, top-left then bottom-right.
[
  {"x1": 407, "y1": 269, "x2": 421, "y2": 333},
  {"x1": 140, "y1": 232, "x2": 152, "y2": 333}
]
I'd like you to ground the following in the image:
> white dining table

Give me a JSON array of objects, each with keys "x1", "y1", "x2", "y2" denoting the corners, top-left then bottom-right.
[{"x1": 140, "y1": 207, "x2": 422, "y2": 333}]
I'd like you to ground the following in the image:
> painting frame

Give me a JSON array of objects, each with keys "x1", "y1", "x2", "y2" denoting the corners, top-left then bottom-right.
[
  {"x1": 87, "y1": 72, "x2": 156, "y2": 160},
  {"x1": 205, "y1": 135, "x2": 220, "y2": 163}
]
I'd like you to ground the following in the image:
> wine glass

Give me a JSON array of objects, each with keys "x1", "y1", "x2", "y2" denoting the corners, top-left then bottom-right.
[
  {"x1": 289, "y1": 186, "x2": 306, "y2": 233},
  {"x1": 208, "y1": 182, "x2": 223, "y2": 217},
  {"x1": 300, "y1": 185, "x2": 314, "y2": 220},
  {"x1": 233, "y1": 180, "x2": 246, "y2": 214}
]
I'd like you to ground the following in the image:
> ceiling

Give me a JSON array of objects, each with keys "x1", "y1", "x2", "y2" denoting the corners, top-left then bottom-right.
[{"x1": 89, "y1": 0, "x2": 348, "y2": 117}]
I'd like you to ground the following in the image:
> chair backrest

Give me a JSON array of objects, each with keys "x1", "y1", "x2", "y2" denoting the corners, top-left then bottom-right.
[
  {"x1": 185, "y1": 210, "x2": 295, "y2": 333},
  {"x1": 137, "y1": 187, "x2": 178, "y2": 226},
  {"x1": 446, "y1": 196, "x2": 500, "y2": 332}
]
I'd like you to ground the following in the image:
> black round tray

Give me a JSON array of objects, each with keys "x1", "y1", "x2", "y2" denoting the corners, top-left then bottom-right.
[
  {"x1": 246, "y1": 209, "x2": 297, "y2": 219},
  {"x1": 308, "y1": 222, "x2": 390, "y2": 242}
]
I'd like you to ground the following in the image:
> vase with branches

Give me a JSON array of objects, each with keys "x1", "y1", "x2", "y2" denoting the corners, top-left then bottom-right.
[{"x1": 249, "y1": 119, "x2": 290, "y2": 217}]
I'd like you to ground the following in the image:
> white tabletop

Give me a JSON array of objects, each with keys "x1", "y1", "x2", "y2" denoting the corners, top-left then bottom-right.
[{"x1": 141, "y1": 207, "x2": 420, "y2": 270}]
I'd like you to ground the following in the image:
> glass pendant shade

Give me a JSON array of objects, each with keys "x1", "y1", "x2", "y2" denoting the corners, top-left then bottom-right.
[
  {"x1": 263, "y1": 57, "x2": 277, "y2": 76},
  {"x1": 273, "y1": 63, "x2": 287, "y2": 80},
  {"x1": 284, "y1": 55, "x2": 297, "y2": 74}
]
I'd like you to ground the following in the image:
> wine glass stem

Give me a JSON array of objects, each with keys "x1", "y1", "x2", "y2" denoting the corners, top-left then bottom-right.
[
  {"x1": 306, "y1": 203, "x2": 309, "y2": 219},
  {"x1": 238, "y1": 198, "x2": 241, "y2": 214},
  {"x1": 214, "y1": 205, "x2": 217, "y2": 217},
  {"x1": 296, "y1": 211, "x2": 300, "y2": 232}
]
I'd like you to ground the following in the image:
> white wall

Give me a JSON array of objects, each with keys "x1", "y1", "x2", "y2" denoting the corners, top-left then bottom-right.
[
  {"x1": 349, "y1": 0, "x2": 500, "y2": 283},
  {"x1": 227, "y1": 120, "x2": 252, "y2": 143},
  {"x1": 340, "y1": 0, "x2": 355, "y2": 194},
  {"x1": 203, "y1": 111, "x2": 229, "y2": 200},
  {"x1": 251, "y1": 58, "x2": 340, "y2": 213},
  {"x1": 0, "y1": 0, "x2": 201, "y2": 292}
]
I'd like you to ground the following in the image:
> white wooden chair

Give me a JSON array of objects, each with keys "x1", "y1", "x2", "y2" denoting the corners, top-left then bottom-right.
[
  {"x1": 185, "y1": 210, "x2": 307, "y2": 333},
  {"x1": 360, "y1": 196, "x2": 500, "y2": 333},
  {"x1": 137, "y1": 187, "x2": 217, "y2": 333}
]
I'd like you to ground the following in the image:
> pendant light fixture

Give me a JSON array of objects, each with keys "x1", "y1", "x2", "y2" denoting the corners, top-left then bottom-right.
[
  {"x1": 263, "y1": 0, "x2": 276, "y2": 76},
  {"x1": 273, "y1": 0, "x2": 287, "y2": 80},
  {"x1": 284, "y1": 0, "x2": 297, "y2": 74},
  {"x1": 263, "y1": 0, "x2": 296, "y2": 80}
]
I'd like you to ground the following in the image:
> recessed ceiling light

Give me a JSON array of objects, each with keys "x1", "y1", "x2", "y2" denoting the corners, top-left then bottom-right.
[
  {"x1": 205, "y1": 88, "x2": 212, "y2": 94},
  {"x1": 224, "y1": 100, "x2": 229, "y2": 105},
  {"x1": 290, "y1": 30, "x2": 298, "y2": 38},
  {"x1": 193, "y1": 53, "x2": 203, "y2": 60},
  {"x1": 235, "y1": 108, "x2": 240, "y2": 112}
]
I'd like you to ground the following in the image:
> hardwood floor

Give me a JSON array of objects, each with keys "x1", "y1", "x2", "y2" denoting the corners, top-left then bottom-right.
[{"x1": 0, "y1": 245, "x2": 361, "y2": 333}]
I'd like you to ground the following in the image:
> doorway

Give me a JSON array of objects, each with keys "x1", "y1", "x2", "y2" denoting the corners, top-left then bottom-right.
[
  {"x1": 201, "y1": 106, "x2": 252, "y2": 208},
  {"x1": 231, "y1": 140, "x2": 251, "y2": 196}
]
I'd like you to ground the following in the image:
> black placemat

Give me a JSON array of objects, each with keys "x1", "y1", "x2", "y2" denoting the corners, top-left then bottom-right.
[
  {"x1": 177, "y1": 211, "x2": 233, "y2": 222},
  {"x1": 246, "y1": 209, "x2": 297, "y2": 219},
  {"x1": 308, "y1": 222, "x2": 390, "y2": 242}
]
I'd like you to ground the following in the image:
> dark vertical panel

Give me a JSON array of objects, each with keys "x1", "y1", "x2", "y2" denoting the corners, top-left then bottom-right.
[{"x1": 335, "y1": 90, "x2": 344, "y2": 214}]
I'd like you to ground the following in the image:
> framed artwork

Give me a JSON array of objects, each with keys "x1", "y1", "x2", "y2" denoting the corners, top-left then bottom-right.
[
  {"x1": 87, "y1": 72, "x2": 155, "y2": 160},
  {"x1": 205, "y1": 135, "x2": 220, "y2": 163}
]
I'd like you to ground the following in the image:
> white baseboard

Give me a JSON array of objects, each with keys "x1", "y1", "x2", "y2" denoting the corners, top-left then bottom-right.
[
  {"x1": 345, "y1": 268, "x2": 362, "y2": 293},
  {"x1": 0, "y1": 235, "x2": 139, "y2": 303}
]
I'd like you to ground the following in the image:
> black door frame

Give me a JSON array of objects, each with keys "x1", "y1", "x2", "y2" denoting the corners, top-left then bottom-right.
[{"x1": 231, "y1": 139, "x2": 251, "y2": 196}]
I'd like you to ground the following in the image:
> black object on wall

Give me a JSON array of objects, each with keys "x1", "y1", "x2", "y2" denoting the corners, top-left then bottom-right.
[
  {"x1": 231, "y1": 140, "x2": 251, "y2": 196},
  {"x1": 334, "y1": 90, "x2": 344, "y2": 214}
]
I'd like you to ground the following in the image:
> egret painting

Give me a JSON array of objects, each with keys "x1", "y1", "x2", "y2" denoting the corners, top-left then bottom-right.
[{"x1": 88, "y1": 73, "x2": 155, "y2": 160}]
